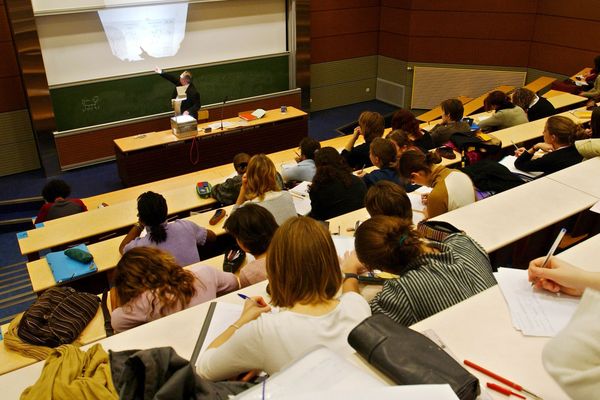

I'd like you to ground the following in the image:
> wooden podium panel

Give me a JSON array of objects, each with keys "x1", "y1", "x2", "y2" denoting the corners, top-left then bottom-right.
[{"x1": 115, "y1": 107, "x2": 308, "y2": 186}]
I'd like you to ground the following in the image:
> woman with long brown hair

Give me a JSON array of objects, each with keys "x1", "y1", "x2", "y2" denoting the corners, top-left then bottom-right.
[
  {"x1": 514, "y1": 115, "x2": 584, "y2": 175},
  {"x1": 111, "y1": 247, "x2": 239, "y2": 332},
  {"x1": 197, "y1": 216, "x2": 370, "y2": 380},
  {"x1": 235, "y1": 154, "x2": 296, "y2": 225}
]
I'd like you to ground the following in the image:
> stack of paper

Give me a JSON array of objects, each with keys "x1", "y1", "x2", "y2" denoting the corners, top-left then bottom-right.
[
  {"x1": 495, "y1": 268, "x2": 580, "y2": 336},
  {"x1": 499, "y1": 155, "x2": 543, "y2": 180},
  {"x1": 289, "y1": 181, "x2": 311, "y2": 216}
]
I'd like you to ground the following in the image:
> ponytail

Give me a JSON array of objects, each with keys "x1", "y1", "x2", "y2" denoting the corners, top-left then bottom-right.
[{"x1": 398, "y1": 148, "x2": 441, "y2": 179}]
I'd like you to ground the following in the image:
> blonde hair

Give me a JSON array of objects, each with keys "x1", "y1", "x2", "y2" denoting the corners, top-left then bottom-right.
[
  {"x1": 245, "y1": 154, "x2": 279, "y2": 201},
  {"x1": 545, "y1": 116, "x2": 584, "y2": 146},
  {"x1": 266, "y1": 217, "x2": 342, "y2": 308}
]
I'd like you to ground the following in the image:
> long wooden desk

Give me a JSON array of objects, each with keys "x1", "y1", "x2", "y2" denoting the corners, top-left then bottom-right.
[
  {"x1": 411, "y1": 232, "x2": 600, "y2": 400},
  {"x1": 430, "y1": 177, "x2": 598, "y2": 253},
  {"x1": 114, "y1": 107, "x2": 308, "y2": 186},
  {"x1": 544, "y1": 91, "x2": 587, "y2": 109},
  {"x1": 523, "y1": 76, "x2": 555, "y2": 93},
  {"x1": 545, "y1": 156, "x2": 600, "y2": 198}
]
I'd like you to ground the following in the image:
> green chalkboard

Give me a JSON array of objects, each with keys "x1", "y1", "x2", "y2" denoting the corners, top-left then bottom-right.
[{"x1": 50, "y1": 55, "x2": 290, "y2": 131}]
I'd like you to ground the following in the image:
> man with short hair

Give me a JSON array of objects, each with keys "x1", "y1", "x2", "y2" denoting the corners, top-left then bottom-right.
[
  {"x1": 155, "y1": 66, "x2": 201, "y2": 119},
  {"x1": 281, "y1": 137, "x2": 321, "y2": 183},
  {"x1": 429, "y1": 98, "x2": 472, "y2": 147}
]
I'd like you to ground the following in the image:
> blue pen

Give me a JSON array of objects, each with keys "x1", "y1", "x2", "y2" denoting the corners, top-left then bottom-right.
[{"x1": 237, "y1": 293, "x2": 262, "y2": 306}]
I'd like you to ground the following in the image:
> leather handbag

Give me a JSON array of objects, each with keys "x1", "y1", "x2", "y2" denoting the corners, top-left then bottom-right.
[{"x1": 348, "y1": 314, "x2": 480, "y2": 400}]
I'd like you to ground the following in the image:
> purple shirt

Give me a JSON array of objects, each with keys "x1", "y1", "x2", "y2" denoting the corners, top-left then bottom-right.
[
  {"x1": 111, "y1": 264, "x2": 239, "y2": 332},
  {"x1": 123, "y1": 219, "x2": 208, "y2": 266},
  {"x1": 239, "y1": 258, "x2": 267, "y2": 288}
]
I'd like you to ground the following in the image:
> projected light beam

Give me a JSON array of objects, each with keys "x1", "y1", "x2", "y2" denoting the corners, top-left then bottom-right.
[{"x1": 98, "y1": 3, "x2": 188, "y2": 62}]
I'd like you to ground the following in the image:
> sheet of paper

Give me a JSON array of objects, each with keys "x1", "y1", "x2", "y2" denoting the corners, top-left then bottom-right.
[
  {"x1": 272, "y1": 385, "x2": 459, "y2": 400},
  {"x1": 414, "y1": 186, "x2": 433, "y2": 195},
  {"x1": 289, "y1": 181, "x2": 311, "y2": 198},
  {"x1": 408, "y1": 192, "x2": 426, "y2": 212},
  {"x1": 193, "y1": 302, "x2": 243, "y2": 369},
  {"x1": 234, "y1": 346, "x2": 386, "y2": 400},
  {"x1": 498, "y1": 155, "x2": 543, "y2": 179},
  {"x1": 412, "y1": 211, "x2": 425, "y2": 225},
  {"x1": 331, "y1": 235, "x2": 355, "y2": 258},
  {"x1": 292, "y1": 195, "x2": 311, "y2": 216},
  {"x1": 208, "y1": 121, "x2": 238, "y2": 130},
  {"x1": 494, "y1": 268, "x2": 580, "y2": 337},
  {"x1": 590, "y1": 200, "x2": 600, "y2": 214}
]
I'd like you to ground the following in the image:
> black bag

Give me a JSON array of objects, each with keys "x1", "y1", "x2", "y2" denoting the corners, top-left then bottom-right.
[
  {"x1": 348, "y1": 314, "x2": 480, "y2": 400},
  {"x1": 18, "y1": 286, "x2": 100, "y2": 347}
]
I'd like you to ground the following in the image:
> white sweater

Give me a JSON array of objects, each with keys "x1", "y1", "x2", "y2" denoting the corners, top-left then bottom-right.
[
  {"x1": 197, "y1": 292, "x2": 371, "y2": 380},
  {"x1": 543, "y1": 288, "x2": 600, "y2": 400}
]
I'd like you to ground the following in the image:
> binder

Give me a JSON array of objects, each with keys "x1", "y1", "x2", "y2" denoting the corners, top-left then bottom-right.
[{"x1": 46, "y1": 243, "x2": 98, "y2": 284}]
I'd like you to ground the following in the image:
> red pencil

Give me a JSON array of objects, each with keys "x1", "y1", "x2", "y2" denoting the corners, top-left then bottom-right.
[
  {"x1": 487, "y1": 382, "x2": 526, "y2": 399},
  {"x1": 463, "y1": 360, "x2": 543, "y2": 400}
]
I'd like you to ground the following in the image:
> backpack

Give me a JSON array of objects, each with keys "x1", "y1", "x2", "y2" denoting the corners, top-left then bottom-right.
[{"x1": 18, "y1": 286, "x2": 100, "y2": 347}]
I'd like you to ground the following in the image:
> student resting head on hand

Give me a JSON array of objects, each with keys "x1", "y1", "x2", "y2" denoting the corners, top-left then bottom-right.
[
  {"x1": 223, "y1": 203, "x2": 278, "y2": 288},
  {"x1": 344, "y1": 215, "x2": 496, "y2": 327},
  {"x1": 110, "y1": 247, "x2": 238, "y2": 333},
  {"x1": 197, "y1": 216, "x2": 371, "y2": 381}
]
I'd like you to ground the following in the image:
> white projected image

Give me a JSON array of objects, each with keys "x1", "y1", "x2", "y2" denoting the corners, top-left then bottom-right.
[{"x1": 98, "y1": 3, "x2": 188, "y2": 62}]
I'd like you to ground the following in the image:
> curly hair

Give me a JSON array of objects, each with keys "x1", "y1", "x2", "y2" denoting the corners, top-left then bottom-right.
[
  {"x1": 41, "y1": 179, "x2": 71, "y2": 203},
  {"x1": 510, "y1": 87, "x2": 536, "y2": 111},
  {"x1": 245, "y1": 154, "x2": 280, "y2": 201},
  {"x1": 114, "y1": 247, "x2": 198, "y2": 318}
]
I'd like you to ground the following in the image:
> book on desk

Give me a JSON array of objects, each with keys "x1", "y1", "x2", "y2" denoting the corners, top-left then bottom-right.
[{"x1": 46, "y1": 244, "x2": 98, "y2": 284}]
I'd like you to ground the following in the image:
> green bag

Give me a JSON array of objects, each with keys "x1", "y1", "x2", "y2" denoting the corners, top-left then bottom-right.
[{"x1": 64, "y1": 248, "x2": 94, "y2": 264}]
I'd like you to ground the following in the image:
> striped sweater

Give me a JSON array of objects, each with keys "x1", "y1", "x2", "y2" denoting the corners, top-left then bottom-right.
[{"x1": 369, "y1": 233, "x2": 497, "y2": 326}]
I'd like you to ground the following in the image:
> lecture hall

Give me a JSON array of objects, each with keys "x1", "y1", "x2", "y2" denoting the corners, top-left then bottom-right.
[{"x1": 0, "y1": 0, "x2": 599, "y2": 399}]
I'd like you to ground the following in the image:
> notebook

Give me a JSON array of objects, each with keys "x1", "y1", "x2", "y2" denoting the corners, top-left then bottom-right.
[{"x1": 46, "y1": 243, "x2": 98, "y2": 284}]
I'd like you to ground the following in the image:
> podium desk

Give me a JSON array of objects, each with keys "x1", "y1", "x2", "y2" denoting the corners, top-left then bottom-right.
[{"x1": 114, "y1": 107, "x2": 308, "y2": 186}]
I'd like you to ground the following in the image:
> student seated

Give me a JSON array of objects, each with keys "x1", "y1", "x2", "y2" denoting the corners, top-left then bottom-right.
[
  {"x1": 211, "y1": 153, "x2": 250, "y2": 206},
  {"x1": 235, "y1": 154, "x2": 297, "y2": 225},
  {"x1": 580, "y1": 55, "x2": 600, "y2": 102},
  {"x1": 281, "y1": 137, "x2": 321, "y2": 183},
  {"x1": 360, "y1": 138, "x2": 402, "y2": 188},
  {"x1": 428, "y1": 98, "x2": 472, "y2": 147},
  {"x1": 391, "y1": 108, "x2": 435, "y2": 151},
  {"x1": 344, "y1": 216, "x2": 496, "y2": 326},
  {"x1": 223, "y1": 204, "x2": 278, "y2": 288},
  {"x1": 528, "y1": 257, "x2": 600, "y2": 400},
  {"x1": 197, "y1": 216, "x2": 371, "y2": 380},
  {"x1": 399, "y1": 149, "x2": 476, "y2": 219},
  {"x1": 119, "y1": 191, "x2": 216, "y2": 266},
  {"x1": 341, "y1": 111, "x2": 384, "y2": 170},
  {"x1": 35, "y1": 179, "x2": 87, "y2": 224},
  {"x1": 514, "y1": 116, "x2": 583, "y2": 175},
  {"x1": 478, "y1": 90, "x2": 528, "y2": 132},
  {"x1": 510, "y1": 87, "x2": 556, "y2": 122},
  {"x1": 308, "y1": 147, "x2": 367, "y2": 221},
  {"x1": 364, "y1": 180, "x2": 413, "y2": 221},
  {"x1": 386, "y1": 129, "x2": 414, "y2": 157},
  {"x1": 111, "y1": 247, "x2": 238, "y2": 333}
]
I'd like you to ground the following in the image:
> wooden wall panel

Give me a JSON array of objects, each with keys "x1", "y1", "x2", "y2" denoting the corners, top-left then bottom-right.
[
  {"x1": 529, "y1": 43, "x2": 599, "y2": 76},
  {"x1": 311, "y1": 0, "x2": 379, "y2": 12},
  {"x1": 408, "y1": 38, "x2": 531, "y2": 67},
  {"x1": 408, "y1": 0, "x2": 538, "y2": 13},
  {"x1": 0, "y1": 76, "x2": 26, "y2": 112},
  {"x1": 408, "y1": 11, "x2": 536, "y2": 40},
  {"x1": 379, "y1": 6, "x2": 410, "y2": 35},
  {"x1": 311, "y1": 32, "x2": 379, "y2": 64},
  {"x1": 0, "y1": 41, "x2": 19, "y2": 77},
  {"x1": 378, "y1": 32, "x2": 409, "y2": 60},
  {"x1": 0, "y1": 6, "x2": 11, "y2": 41},
  {"x1": 311, "y1": 7, "x2": 379, "y2": 37},
  {"x1": 310, "y1": 1, "x2": 379, "y2": 64},
  {"x1": 533, "y1": 15, "x2": 600, "y2": 51},
  {"x1": 537, "y1": 0, "x2": 600, "y2": 21}
]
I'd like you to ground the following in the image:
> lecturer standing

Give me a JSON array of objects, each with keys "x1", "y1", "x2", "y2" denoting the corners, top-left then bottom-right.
[{"x1": 154, "y1": 67, "x2": 201, "y2": 119}]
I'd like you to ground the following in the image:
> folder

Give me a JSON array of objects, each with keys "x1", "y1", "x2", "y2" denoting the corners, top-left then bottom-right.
[{"x1": 46, "y1": 243, "x2": 98, "y2": 284}]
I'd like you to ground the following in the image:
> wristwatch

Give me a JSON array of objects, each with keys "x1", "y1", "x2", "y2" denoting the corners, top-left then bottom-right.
[{"x1": 344, "y1": 273, "x2": 359, "y2": 281}]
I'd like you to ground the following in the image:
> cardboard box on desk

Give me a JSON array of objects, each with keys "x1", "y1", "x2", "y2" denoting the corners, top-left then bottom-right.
[{"x1": 171, "y1": 115, "x2": 198, "y2": 139}]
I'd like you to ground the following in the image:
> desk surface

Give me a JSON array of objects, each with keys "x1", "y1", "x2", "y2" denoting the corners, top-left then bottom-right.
[
  {"x1": 545, "y1": 91, "x2": 588, "y2": 109},
  {"x1": 114, "y1": 107, "x2": 307, "y2": 153},
  {"x1": 431, "y1": 177, "x2": 598, "y2": 252},
  {"x1": 411, "y1": 232, "x2": 600, "y2": 400},
  {"x1": 546, "y1": 157, "x2": 600, "y2": 199},
  {"x1": 523, "y1": 76, "x2": 555, "y2": 93}
]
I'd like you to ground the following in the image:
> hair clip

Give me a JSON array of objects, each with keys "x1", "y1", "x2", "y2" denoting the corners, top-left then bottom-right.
[{"x1": 398, "y1": 234, "x2": 408, "y2": 246}]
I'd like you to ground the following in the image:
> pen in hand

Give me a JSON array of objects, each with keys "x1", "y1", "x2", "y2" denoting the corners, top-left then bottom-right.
[{"x1": 531, "y1": 228, "x2": 567, "y2": 287}]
